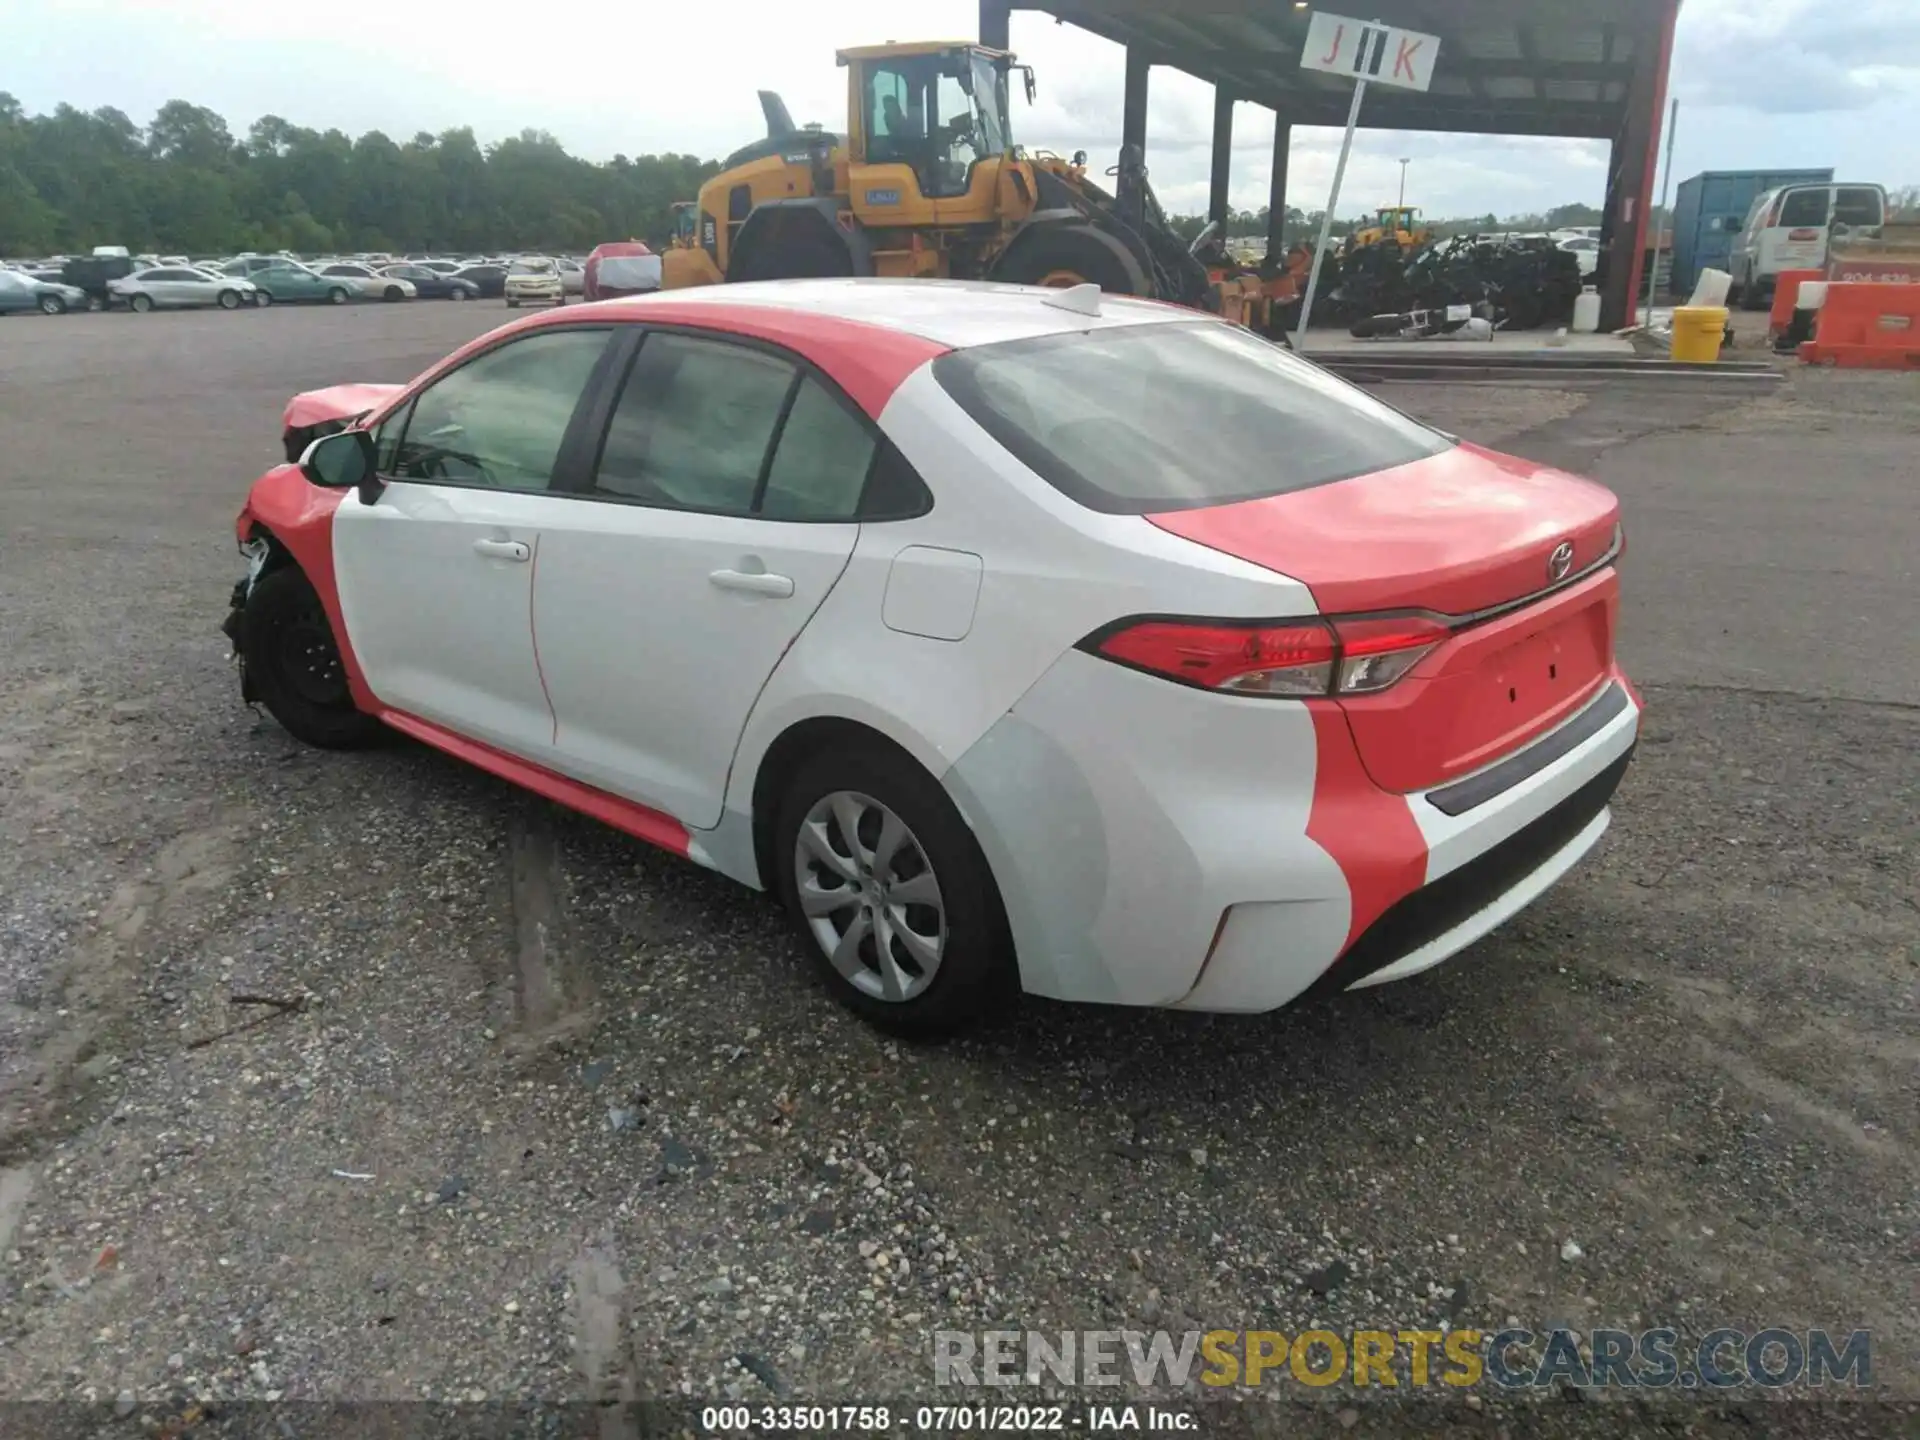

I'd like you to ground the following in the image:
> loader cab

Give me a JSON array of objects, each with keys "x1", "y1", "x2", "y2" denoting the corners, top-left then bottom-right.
[{"x1": 840, "y1": 42, "x2": 1028, "y2": 230}]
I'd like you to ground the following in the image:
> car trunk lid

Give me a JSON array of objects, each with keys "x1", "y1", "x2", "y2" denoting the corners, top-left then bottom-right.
[{"x1": 1147, "y1": 442, "x2": 1623, "y2": 792}]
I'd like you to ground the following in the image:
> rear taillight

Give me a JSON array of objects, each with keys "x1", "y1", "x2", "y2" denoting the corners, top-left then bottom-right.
[{"x1": 1088, "y1": 613, "x2": 1448, "y2": 698}]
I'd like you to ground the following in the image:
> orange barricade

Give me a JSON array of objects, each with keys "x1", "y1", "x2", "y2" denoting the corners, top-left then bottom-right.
[
  {"x1": 1798, "y1": 282, "x2": 1920, "y2": 369},
  {"x1": 1768, "y1": 268, "x2": 1824, "y2": 339}
]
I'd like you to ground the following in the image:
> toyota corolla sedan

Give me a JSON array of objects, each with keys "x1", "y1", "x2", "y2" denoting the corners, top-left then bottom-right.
[{"x1": 224, "y1": 279, "x2": 1638, "y2": 1032}]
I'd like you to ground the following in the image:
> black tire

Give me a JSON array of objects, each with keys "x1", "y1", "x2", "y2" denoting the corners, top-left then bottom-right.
[
  {"x1": 327, "y1": 286, "x2": 348, "y2": 305},
  {"x1": 254, "y1": 290, "x2": 273, "y2": 307},
  {"x1": 129, "y1": 292, "x2": 154, "y2": 313},
  {"x1": 217, "y1": 288, "x2": 241, "y2": 309},
  {"x1": 505, "y1": 298, "x2": 519, "y2": 308},
  {"x1": 730, "y1": 224, "x2": 855, "y2": 284},
  {"x1": 773, "y1": 743, "x2": 1013, "y2": 1035},
  {"x1": 241, "y1": 565, "x2": 383, "y2": 749},
  {"x1": 38, "y1": 293, "x2": 66, "y2": 314},
  {"x1": 383, "y1": 286, "x2": 404, "y2": 302},
  {"x1": 994, "y1": 224, "x2": 1146, "y2": 295},
  {"x1": 450, "y1": 286, "x2": 468, "y2": 301}
]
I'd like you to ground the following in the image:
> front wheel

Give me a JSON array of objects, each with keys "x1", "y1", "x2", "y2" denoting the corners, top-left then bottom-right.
[
  {"x1": 383, "y1": 286, "x2": 405, "y2": 302},
  {"x1": 38, "y1": 294, "x2": 65, "y2": 315},
  {"x1": 240, "y1": 566, "x2": 383, "y2": 749},
  {"x1": 254, "y1": 290, "x2": 273, "y2": 307},
  {"x1": 327, "y1": 287, "x2": 348, "y2": 305},
  {"x1": 450, "y1": 286, "x2": 468, "y2": 301},
  {"x1": 129, "y1": 293, "x2": 154, "y2": 313},
  {"x1": 217, "y1": 288, "x2": 241, "y2": 309},
  {"x1": 774, "y1": 745, "x2": 1013, "y2": 1034},
  {"x1": 505, "y1": 297, "x2": 519, "y2": 308}
]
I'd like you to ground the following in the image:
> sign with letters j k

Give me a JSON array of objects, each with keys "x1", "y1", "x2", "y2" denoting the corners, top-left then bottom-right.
[{"x1": 1300, "y1": 11, "x2": 1441, "y2": 93}]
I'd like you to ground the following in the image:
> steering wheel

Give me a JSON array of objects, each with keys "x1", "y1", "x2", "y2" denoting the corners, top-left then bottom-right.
[{"x1": 401, "y1": 442, "x2": 497, "y2": 487}]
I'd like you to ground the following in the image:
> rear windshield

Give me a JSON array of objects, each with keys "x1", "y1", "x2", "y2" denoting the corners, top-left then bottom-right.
[{"x1": 932, "y1": 321, "x2": 1449, "y2": 513}]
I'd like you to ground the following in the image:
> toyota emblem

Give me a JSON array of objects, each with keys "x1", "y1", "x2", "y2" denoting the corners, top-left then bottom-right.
[{"x1": 1547, "y1": 542, "x2": 1575, "y2": 582}]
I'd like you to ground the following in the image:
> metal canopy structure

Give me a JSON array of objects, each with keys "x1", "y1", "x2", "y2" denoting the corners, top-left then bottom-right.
[{"x1": 980, "y1": 0, "x2": 1682, "y2": 330}]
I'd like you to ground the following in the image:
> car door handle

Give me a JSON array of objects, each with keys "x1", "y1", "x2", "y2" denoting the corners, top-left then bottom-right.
[
  {"x1": 473, "y1": 538, "x2": 531, "y2": 562},
  {"x1": 709, "y1": 568, "x2": 794, "y2": 598}
]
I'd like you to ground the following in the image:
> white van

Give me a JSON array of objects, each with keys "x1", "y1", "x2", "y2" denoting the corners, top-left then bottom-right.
[{"x1": 1730, "y1": 182, "x2": 1887, "y2": 308}]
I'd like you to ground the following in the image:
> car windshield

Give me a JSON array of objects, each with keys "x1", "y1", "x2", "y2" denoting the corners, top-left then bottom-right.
[
  {"x1": 933, "y1": 321, "x2": 1450, "y2": 514},
  {"x1": 510, "y1": 260, "x2": 554, "y2": 275}
]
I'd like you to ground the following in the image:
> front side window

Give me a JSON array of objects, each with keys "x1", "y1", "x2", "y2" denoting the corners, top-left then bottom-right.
[
  {"x1": 379, "y1": 329, "x2": 610, "y2": 491},
  {"x1": 935, "y1": 321, "x2": 1450, "y2": 514},
  {"x1": 1778, "y1": 188, "x2": 1831, "y2": 228}
]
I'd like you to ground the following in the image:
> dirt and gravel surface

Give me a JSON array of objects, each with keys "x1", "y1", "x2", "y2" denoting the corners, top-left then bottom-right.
[{"x1": 0, "y1": 304, "x2": 1913, "y2": 1437}]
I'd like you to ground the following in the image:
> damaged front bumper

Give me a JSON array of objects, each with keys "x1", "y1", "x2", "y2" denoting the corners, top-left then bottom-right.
[{"x1": 221, "y1": 538, "x2": 273, "y2": 702}]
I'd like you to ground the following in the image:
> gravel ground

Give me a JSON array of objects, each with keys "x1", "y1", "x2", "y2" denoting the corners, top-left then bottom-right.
[{"x1": 0, "y1": 304, "x2": 1914, "y2": 1436}]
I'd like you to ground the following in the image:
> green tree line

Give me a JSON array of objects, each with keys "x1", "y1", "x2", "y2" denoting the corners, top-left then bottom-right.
[{"x1": 0, "y1": 94, "x2": 720, "y2": 257}]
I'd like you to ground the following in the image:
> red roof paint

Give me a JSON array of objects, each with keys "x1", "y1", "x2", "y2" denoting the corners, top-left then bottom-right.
[
  {"x1": 1145, "y1": 442, "x2": 1620, "y2": 618},
  {"x1": 234, "y1": 465, "x2": 376, "y2": 713},
  {"x1": 1304, "y1": 701, "x2": 1429, "y2": 950},
  {"x1": 283, "y1": 383, "x2": 405, "y2": 432},
  {"x1": 356, "y1": 300, "x2": 950, "y2": 426}
]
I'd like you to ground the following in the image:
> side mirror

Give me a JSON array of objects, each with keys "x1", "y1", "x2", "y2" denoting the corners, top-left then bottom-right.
[
  {"x1": 300, "y1": 428, "x2": 382, "y2": 505},
  {"x1": 1018, "y1": 65, "x2": 1037, "y2": 105}
]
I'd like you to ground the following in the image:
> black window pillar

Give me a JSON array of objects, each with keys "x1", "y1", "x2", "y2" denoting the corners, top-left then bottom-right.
[
  {"x1": 979, "y1": 0, "x2": 1011, "y2": 51},
  {"x1": 1122, "y1": 46, "x2": 1150, "y2": 162},
  {"x1": 1267, "y1": 117, "x2": 1292, "y2": 260},
  {"x1": 1209, "y1": 89, "x2": 1234, "y2": 226}
]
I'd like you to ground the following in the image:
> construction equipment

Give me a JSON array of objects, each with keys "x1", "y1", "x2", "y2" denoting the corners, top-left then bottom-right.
[
  {"x1": 658, "y1": 41, "x2": 1300, "y2": 335},
  {"x1": 1344, "y1": 205, "x2": 1432, "y2": 253}
]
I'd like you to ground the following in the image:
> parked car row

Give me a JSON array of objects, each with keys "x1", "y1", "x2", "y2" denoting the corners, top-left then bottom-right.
[{"x1": 2, "y1": 248, "x2": 591, "y2": 314}]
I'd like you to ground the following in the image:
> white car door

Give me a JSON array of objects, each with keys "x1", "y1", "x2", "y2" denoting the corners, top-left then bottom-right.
[
  {"x1": 531, "y1": 329, "x2": 883, "y2": 829},
  {"x1": 331, "y1": 325, "x2": 619, "y2": 759}
]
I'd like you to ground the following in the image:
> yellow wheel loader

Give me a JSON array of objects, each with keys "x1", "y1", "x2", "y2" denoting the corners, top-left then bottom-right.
[
  {"x1": 1344, "y1": 205, "x2": 1432, "y2": 253},
  {"x1": 660, "y1": 42, "x2": 1293, "y2": 334}
]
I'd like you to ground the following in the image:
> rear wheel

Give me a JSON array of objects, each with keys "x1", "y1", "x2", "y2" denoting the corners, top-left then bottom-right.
[
  {"x1": 129, "y1": 292, "x2": 154, "y2": 313},
  {"x1": 327, "y1": 286, "x2": 348, "y2": 305},
  {"x1": 241, "y1": 565, "x2": 383, "y2": 749},
  {"x1": 995, "y1": 225, "x2": 1145, "y2": 295},
  {"x1": 217, "y1": 288, "x2": 241, "y2": 309},
  {"x1": 773, "y1": 744, "x2": 1013, "y2": 1034}
]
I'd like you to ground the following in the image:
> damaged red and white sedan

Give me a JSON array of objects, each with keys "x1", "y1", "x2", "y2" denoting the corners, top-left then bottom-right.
[{"x1": 224, "y1": 279, "x2": 1638, "y2": 1031}]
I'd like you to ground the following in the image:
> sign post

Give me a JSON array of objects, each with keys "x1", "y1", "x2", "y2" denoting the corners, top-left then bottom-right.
[{"x1": 1292, "y1": 12, "x2": 1442, "y2": 347}]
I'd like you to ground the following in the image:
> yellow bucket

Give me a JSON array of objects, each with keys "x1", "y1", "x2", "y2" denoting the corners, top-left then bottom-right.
[{"x1": 1670, "y1": 305, "x2": 1729, "y2": 364}]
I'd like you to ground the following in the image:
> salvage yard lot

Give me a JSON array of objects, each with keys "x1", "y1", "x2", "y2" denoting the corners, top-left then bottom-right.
[{"x1": 0, "y1": 304, "x2": 1915, "y2": 1431}]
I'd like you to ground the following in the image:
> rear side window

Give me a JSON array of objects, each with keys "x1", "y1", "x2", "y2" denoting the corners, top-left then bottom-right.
[
  {"x1": 1834, "y1": 187, "x2": 1883, "y2": 227},
  {"x1": 594, "y1": 334, "x2": 795, "y2": 511},
  {"x1": 588, "y1": 331, "x2": 916, "y2": 521},
  {"x1": 933, "y1": 321, "x2": 1449, "y2": 514},
  {"x1": 760, "y1": 378, "x2": 877, "y2": 520}
]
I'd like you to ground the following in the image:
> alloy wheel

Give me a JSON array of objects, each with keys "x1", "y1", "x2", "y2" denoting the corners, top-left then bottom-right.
[{"x1": 794, "y1": 790, "x2": 946, "y2": 1003}]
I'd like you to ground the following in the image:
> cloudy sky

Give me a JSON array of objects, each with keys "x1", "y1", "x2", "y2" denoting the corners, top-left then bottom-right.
[{"x1": 7, "y1": 0, "x2": 1916, "y2": 219}]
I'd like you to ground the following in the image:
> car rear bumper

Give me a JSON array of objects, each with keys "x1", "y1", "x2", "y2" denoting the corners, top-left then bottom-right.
[{"x1": 944, "y1": 651, "x2": 1638, "y2": 1012}]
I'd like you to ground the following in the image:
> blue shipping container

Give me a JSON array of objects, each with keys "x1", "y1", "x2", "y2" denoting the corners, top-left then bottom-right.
[{"x1": 1671, "y1": 168, "x2": 1834, "y2": 294}]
